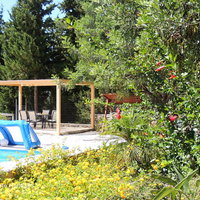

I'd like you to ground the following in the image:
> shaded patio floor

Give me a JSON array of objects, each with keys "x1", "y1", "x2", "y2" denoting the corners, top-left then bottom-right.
[{"x1": 33, "y1": 123, "x2": 93, "y2": 135}]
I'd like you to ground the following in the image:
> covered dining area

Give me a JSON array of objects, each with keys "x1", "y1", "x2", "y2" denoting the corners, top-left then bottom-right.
[{"x1": 0, "y1": 79, "x2": 95, "y2": 135}]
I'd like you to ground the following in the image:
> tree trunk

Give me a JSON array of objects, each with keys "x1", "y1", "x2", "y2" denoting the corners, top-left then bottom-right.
[{"x1": 34, "y1": 86, "x2": 38, "y2": 113}]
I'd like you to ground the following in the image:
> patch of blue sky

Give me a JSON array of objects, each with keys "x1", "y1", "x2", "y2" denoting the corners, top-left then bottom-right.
[{"x1": 0, "y1": 0, "x2": 64, "y2": 21}]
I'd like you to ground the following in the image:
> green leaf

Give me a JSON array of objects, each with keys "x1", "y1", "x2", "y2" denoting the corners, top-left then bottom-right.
[
  {"x1": 65, "y1": 18, "x2": 71, "y2": 24},
  {"x1": 171, "y1": 189, "x2": 179, "y2": 200},
  {"x1": 151, "y1": 174, "x2": 177, "y2": 186},
  {"x1": 173, "y1": 166, "x2": 184, "y2": 181},
  {"x1": 153, "y1": 186, "x2": 174, "y2": 200},
  {"x1": 196, "y1": 179, "x2": 200, "y2": 187},
  {"x1": 175, "y1": 169, "x2": 198, "y2": 191}
]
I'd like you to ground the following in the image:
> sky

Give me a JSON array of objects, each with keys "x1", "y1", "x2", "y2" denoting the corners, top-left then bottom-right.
[{"x1": 0, "y1": 0, "x2": 64, "y2": 21}]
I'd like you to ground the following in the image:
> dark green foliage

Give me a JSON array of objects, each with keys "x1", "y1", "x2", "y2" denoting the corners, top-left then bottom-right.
[
  {"x1": 60, "y1": 0, "x2": 84, "y2": 19},
  {"x1": 0, "y1": 0, "x2": 70, "y2": 113},
  {"x1": 67, "y1": 0, "x2": 199, "y2": 103},
  {"x1": 134, "y1": 0, "x2": 200, "y2": 109},
  {"x1": 0, "y1": 7, "x2": 4, "y2": 66},
  {"x1": 2, "y1": 0, "x2": 67, "y2": 80},
  {"x1": 67, "y1": 0, "x2": 141, "y2": 92}
]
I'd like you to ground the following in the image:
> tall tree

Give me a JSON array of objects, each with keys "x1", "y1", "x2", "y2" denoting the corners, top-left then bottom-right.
[
  {"x1": 0, "y1": 7, "x2": 4, "y2": 66},
  {"x1": 0, "y1": 7, "x2": 14, "y2": 114},
  {"x1": 67, "y1": 0, "x2": 199, "y2": 101},
  {"x1": 66, "y1": 0, "x2": 141, "y2": 92},
  {"x1": 57, "y1": 0, "x2": 85, "y2": 69},
  {"x1": 2, "y1": 0, "x2": 67, "y2": 112},
  {"x1": 60, "y1": 0, "x2": 84, "y2": 19}
]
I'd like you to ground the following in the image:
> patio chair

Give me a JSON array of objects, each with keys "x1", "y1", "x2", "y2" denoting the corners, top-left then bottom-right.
[
  {"x1": 19, "y1": 110, "x2": 29, "y2": 122},
  {"x1": 47, "y1": 110, "x2": 56, "y2": 128},
  {"x1": 27, "y1": 111, "x2": 42, "y2": 128},
  {"x1": 41, "y1": 110, "x2": 50, "y2": 128}
]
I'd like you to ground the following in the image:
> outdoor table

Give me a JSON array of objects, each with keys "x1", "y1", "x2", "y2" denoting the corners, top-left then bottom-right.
[{"x1": 36, "y1": 113, "x2": 49, "y2": 128}]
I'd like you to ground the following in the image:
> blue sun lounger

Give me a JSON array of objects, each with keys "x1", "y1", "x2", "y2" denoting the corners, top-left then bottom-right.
[{"x1": 0, "y1": 120, "x2": 41, "y2": 150}]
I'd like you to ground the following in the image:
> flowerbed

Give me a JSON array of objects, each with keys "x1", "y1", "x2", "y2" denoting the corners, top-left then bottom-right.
[
  {"x1": 0, "y1": 144, "x2": 199, "y2": 200},
  {"x1": 0, "y1": 145, "x2": 152, "y2": 200}
]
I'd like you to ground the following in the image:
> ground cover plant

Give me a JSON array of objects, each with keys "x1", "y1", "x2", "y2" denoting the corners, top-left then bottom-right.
[
  {"x1": 0, "y1": 144, "x2": 199, "y2": 200},
  {"x1": 0, "y1": 145, "x2": 157, "y2": 200}
]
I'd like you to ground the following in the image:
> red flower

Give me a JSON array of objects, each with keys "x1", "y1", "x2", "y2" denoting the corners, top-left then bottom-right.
[
  {"x1": 168, "y1": 74, "x2": 177, "y2": 79},
  {"x1": 156, "y1": 61, "x2": 162, "y2": 66},
  {"x1": 155, "y1": 66, "x2": 165, "y2": 71},
  {"x1": 116, "y1": 113, "x2": 121, "y2": 120},
  {"x1": 116, "y1": 107, "x2": 121, "y2": 119},
  {"x1": 116, "y1": 107, "x2": 121, "y2": 114},
  {"x1": 169, "y1": 115, "x2": 178, "y2": 121}
]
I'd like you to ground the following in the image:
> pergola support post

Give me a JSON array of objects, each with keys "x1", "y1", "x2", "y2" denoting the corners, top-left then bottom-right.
[
  {"x1": 56, "y1": 84, "x2": 61, "y2": 135},
  {"x1": 90, "y1": 84, "x2": 95, "y2": 129},
  {"x1": 18, "y1": 86, "x2": 23, "y2": 120}
]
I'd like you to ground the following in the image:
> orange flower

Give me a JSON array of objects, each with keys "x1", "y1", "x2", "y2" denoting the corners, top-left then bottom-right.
[
  {"x1": 157, "y1": 133, "x2": 165, "y2": 138},
  {"x1": 120, "y1": 191, "x2": 126, "y2": 199}
]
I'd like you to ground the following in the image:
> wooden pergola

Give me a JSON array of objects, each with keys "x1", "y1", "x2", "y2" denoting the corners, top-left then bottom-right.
[{"x1": 0, "y1": 79, "x2": 95, "y2": 135}]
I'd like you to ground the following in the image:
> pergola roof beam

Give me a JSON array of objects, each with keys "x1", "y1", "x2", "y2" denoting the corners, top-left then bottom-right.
[{"x1": 0, "y1": 79, "x2": 94, "y2": 87}]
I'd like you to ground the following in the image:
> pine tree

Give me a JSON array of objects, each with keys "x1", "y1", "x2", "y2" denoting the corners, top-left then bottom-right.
[
  {"x1": 2, "y1": 0, "x2": 68, "y2": 112},
  {"x1": 0, "y1": 7, "x2": 14, "y2": 114},
  {"x1": 0, "y1": 7, "x2": 4, "y2": 66}
]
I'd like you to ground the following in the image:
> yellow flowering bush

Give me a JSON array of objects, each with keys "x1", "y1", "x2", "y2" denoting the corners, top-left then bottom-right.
[
  {"x1": 0, "y1": 145, "x2": 148, "y2": 200},
  {"x1": 1, "y1": 144, "x2": 198, "y2": 199}
]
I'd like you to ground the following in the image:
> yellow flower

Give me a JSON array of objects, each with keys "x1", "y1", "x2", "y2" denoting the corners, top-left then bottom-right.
[
  {"x1": 160, "y1": 161, "x2": 169, "y2": 167},
  {"x1": 128, "y1": 184, "x2": 135, "y2": 190},
  {"x1": 126, "y1": 167, "x2": 135, "y2": 174},
  {"x1": 139, "y1": 178, "x2": 145, "y2": 182},
  {"x1": 119, "y1": 191, "x2": 126, "y2": 199},
  {"x1": 151, "y1": 164, "x2": 159, "y2": 170},
  {"x1": 15, "y1": 190, "x2": 21, "y2": 195},
  {"x1": 55, "y1": 197, "x2": 63, "y2": 200},
  {"x1": 3, "y1": 178, "x2": 14, "y2": 185},
  {"x1": 0, "y1": 195, "x2": 7, "y2": 200}
]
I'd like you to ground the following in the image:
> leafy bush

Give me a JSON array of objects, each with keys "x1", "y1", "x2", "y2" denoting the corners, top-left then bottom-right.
[
  {"x1": 102, "y1": 104, "x2": 154, "y2": 142},
  {"x1": 102, "y1": 102, "x2": 200, "y2": 175}
]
